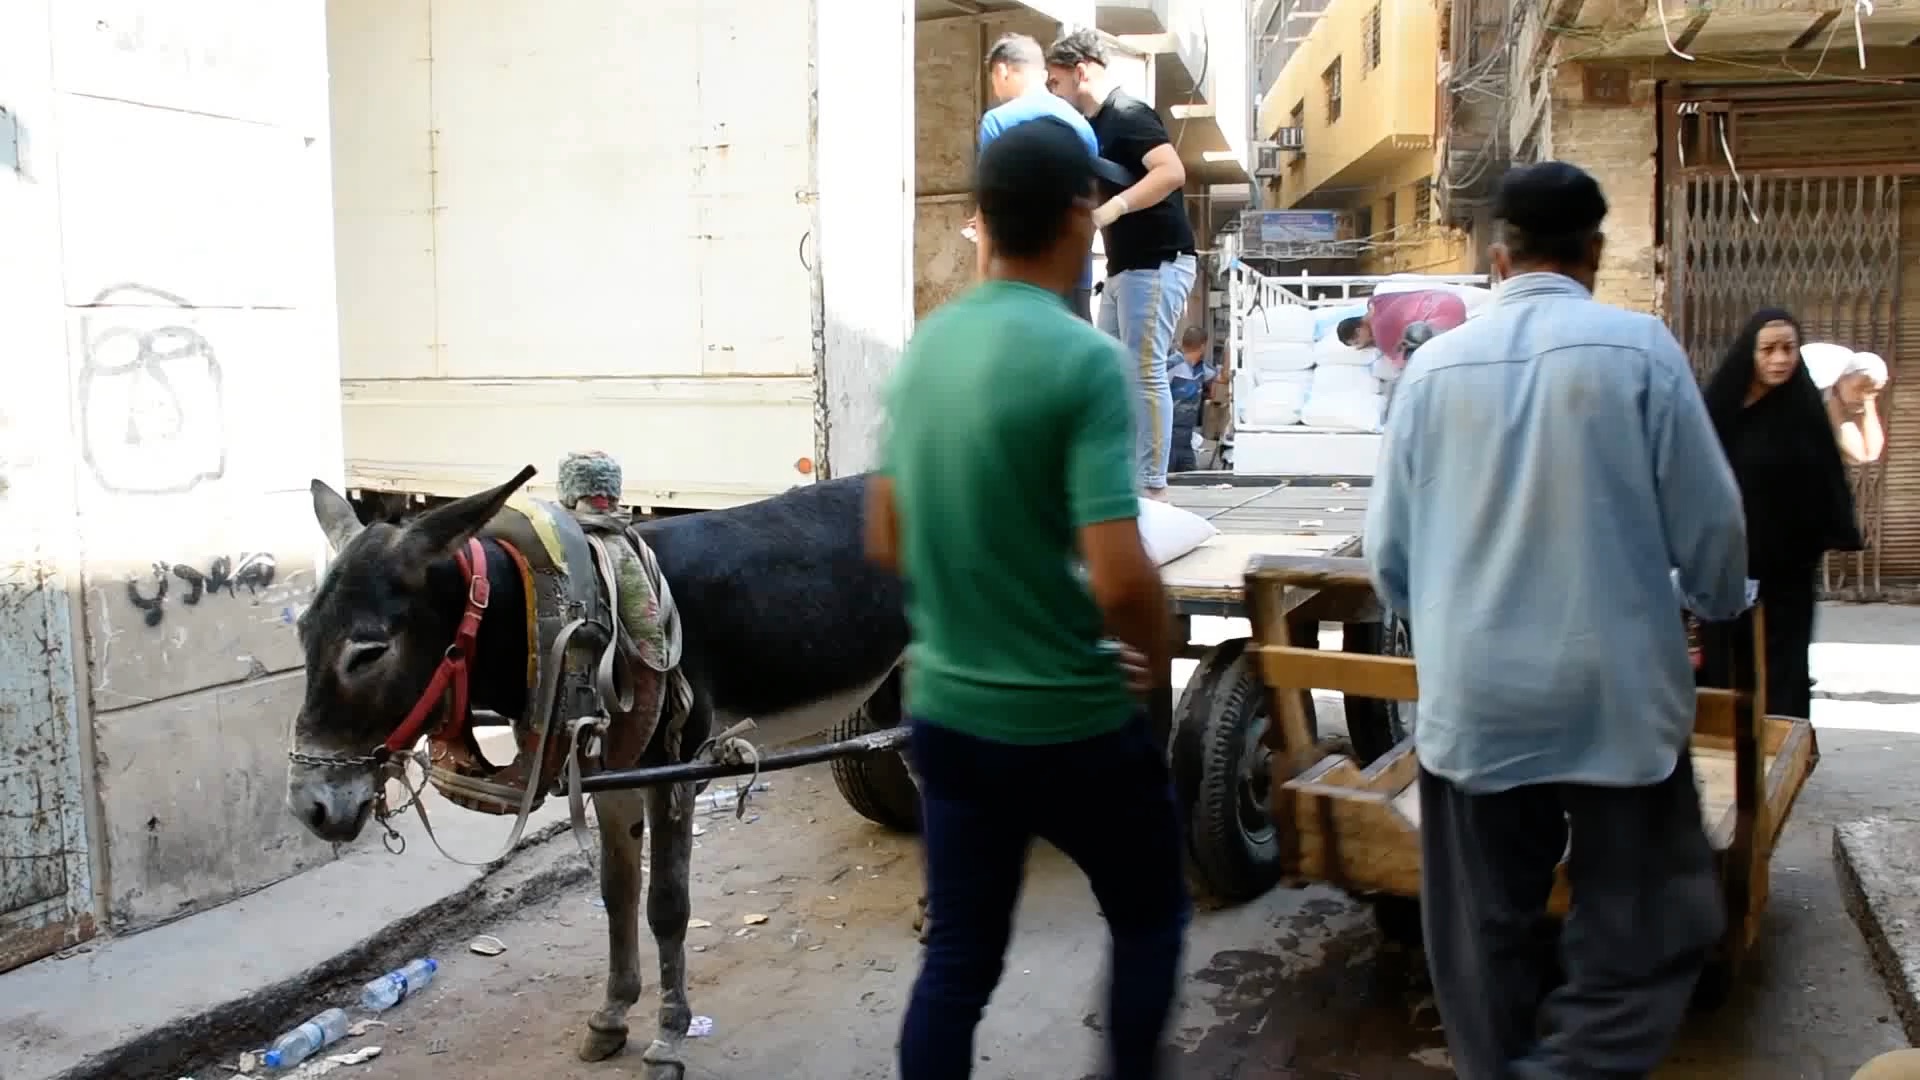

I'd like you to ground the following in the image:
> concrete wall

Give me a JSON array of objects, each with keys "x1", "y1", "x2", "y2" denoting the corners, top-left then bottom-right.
[{"x1": 2, "y1": 0, "x2": 345, "y2": 934}]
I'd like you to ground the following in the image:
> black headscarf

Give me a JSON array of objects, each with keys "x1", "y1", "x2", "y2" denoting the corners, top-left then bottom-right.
[{"x1": 1701, "y1": 307, "x2": 1863, "y2": 577}]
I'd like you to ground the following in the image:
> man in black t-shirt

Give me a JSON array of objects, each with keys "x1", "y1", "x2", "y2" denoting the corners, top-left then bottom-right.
[{"x1": 1046, "y1": 29, "x2": 1198, "y2": 501}]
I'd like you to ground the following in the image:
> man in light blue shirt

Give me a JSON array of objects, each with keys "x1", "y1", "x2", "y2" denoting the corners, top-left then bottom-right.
[
  {"x1": 975, "y1": 33, "x2": 1109, "y2": 320},
  {"x1": 1365, "y1": 162, "x2": 1749, "y2": 1078}
]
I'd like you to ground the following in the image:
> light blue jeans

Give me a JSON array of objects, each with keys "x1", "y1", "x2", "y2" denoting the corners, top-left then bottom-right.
[{"x1": 1098, "y1": 253, "x2": 1197, "y2": 492}]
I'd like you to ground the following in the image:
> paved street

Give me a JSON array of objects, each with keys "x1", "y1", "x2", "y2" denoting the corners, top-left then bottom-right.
[{"x1": 172, "y1": 605, "x2": 1918, "y2": 1080}]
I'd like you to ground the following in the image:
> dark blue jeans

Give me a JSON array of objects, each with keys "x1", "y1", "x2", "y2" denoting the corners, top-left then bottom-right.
[{"x1": 898, "y1": 713, "x2": 1191, "y2": 1080}]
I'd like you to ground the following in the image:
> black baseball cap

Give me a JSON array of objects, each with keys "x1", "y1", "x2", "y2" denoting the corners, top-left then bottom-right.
[{"x1": 976, "y1": 116, "x2": 1135, "y2": 214}]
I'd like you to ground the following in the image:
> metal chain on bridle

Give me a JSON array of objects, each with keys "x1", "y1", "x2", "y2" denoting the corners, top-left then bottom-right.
[{"x1": 285, "y1": 745, "x2": 425, "y2": 855}]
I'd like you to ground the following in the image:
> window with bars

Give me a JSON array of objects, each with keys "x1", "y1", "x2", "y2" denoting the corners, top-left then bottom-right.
[
  {"x1": 1363, "y1": 3, "x2": 1382, "y2": 72},
  {"x1": 1413, "y1": 178, "x2": 1433, "y2": 227},
  {"x1": 1323, "y1": 58, "x2": 1343, "y2": 123}
]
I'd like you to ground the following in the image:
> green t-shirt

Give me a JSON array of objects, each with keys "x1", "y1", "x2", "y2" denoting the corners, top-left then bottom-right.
[{"x1": 879, "y1": 280, "x2": 1140, "y2": 745}]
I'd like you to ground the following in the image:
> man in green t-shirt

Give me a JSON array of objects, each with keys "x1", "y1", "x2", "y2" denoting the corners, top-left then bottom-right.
[{"x1": 865, "y1": 116, "x2": 1188, "y2": 1080}]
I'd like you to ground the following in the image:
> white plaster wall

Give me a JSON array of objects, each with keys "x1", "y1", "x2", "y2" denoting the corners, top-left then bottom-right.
[
  {"x1": 329, "y1": 0, "x2": 827, "y2": 510},
  {"x1": 19, "y1": 0, "x2": 346, "y2": 932}
]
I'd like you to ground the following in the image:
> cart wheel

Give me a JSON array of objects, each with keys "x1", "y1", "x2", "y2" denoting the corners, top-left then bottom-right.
[
  {"x1": 1341, "y1": 612, "x2": 1417, "y2": 766},
  {"x1": 1369, "y1": 895, "x2": 1424, "y2": 948},
  {"x1": 1170, "y1": 639, "x2": 1252, "y2": 815},
  {"x1": 1183, "y1": 646, "x2": 1307, "y2": 903},
  {"x1": 829, "y1": 670, "x2": 921, "y2": 833}
]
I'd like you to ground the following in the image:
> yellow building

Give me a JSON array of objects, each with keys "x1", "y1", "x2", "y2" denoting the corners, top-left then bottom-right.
[{"x1": 1253, "y1": 0, "x2": 1471, "y2": 274}]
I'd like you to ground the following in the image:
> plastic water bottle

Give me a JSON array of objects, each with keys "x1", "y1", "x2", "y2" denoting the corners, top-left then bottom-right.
[
  {"x1": 358, "y1": 956, "x2": 439, "y2": 1012},
  {"x1": 263, "y1": 1007, "x2": 351, "y2": 1070}
]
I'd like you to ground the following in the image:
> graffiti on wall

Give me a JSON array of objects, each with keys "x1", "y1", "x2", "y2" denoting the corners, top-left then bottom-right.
[
  {"x1": 124, "y1": 552, "x2": 276, "y2": 628},
  {"x1": 77, "y1": 284, "x2": 228, "y2": 497}
]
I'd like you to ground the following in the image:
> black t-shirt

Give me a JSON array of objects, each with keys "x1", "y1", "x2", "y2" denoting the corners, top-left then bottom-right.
[{"x1": 1089, "y1": 89, "x2": 1196, "y2": 274}]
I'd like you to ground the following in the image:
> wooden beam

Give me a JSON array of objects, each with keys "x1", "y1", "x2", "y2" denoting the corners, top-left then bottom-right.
[
  {"x1": 1788, "y1": 9, "x2": 1841, "y2": 51},
  {"x1": 1672, "y1": 10, "x2": 1713, "y2": 53},
  {"x1": 1255, "y1": 645, "x2": 1420, "y2": 700},
  {"x1": 1246, "y1": 554, "x2": 1375, "y2": 592}
]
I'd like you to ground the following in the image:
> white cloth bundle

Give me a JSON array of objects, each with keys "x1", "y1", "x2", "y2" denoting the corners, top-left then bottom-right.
[{"x1": 1803, "y1": 341, "x2": 1888, "y2": 392}]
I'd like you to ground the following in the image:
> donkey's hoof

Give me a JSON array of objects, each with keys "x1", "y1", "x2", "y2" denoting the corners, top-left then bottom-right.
[
  {"x1": 578, "y1": 1024, "x2": 629, "y2": 1062},
  {"x1": 641, "y1": 1039, "x2": 686, "y2": 1080}
]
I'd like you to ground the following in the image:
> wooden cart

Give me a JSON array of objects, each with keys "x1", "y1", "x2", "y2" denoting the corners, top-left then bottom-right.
[{"x1": 1242, "y1": 553, "x2": 1820, "y2": 999}]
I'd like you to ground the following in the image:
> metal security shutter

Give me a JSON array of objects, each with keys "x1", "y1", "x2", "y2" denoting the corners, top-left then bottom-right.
[{"x1": 1663, "y1": 84, "x2": 1920, "y2": 595}]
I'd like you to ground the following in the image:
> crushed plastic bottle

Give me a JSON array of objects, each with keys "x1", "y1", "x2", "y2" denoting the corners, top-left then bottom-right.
[
  {"x1": 359, "y1": 957, "x2": 439, "y2": 1012},
  {"x1": 263, "y1": 1008, "x2": 352, "y2": 1070}
]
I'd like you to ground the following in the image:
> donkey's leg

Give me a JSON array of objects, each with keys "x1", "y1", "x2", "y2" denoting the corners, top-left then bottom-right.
[
  {"x1": 639, "y1": 779, "x2": 696, "y2": 1078},
  {"x1": 580, "y1": 790, "x2": 648, "y2": 1062}
]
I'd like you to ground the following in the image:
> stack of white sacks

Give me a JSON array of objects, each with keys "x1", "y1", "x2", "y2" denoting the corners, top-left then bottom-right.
[
  {"x1": 1233, "y1": 304, "x2": 1390, "y2": 434},
  {"x1": 1233, "y1": 279, "x2": 1499, "y2": 435}
]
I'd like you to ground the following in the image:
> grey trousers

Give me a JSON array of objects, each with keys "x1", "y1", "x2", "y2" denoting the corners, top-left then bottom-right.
[{"x1": 1418, "y1": 754, "x2": 1724, "y2": 1080}]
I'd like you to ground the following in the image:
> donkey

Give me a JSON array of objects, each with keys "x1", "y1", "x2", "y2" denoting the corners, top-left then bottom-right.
[{"x1": 286, "y1": 470, "x2": 907, "y2": 1076}]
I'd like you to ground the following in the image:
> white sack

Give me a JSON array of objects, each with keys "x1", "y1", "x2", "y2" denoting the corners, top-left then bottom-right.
[
  {"x1": 1244, "y1": 340, "x2": 1317, "y2": 374},
  {"x1": 1138, "y1": 497, "x2": 1219, "y2": 566},
  {"x1": 1309, "y1": 363, "x2": 1382, "y2": 399},
  {"x1": 1311, "y1": 336, "x2": 1377, "y2": 367},
  {"x1": 1241, "y1": 304, "x2": 1318, "y2": 345},
  {"x1": 1243, "y1": 380, "x2": 1308, "y2": 427},
  {"x1": 1300, "y1": 390, "x2": 1384, "y2": 432},
  {"x1": 1373, "y1": 275, "x2": 1496, "y2": 313}
]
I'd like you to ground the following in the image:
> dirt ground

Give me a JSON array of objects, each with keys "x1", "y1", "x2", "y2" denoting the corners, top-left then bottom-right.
[{"x1": 203, "y1": 719, "x2": 1911, "y2": 1080}]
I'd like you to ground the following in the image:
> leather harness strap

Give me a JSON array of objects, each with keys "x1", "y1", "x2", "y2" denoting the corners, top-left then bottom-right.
[{"x1": 383, "y1": 538, "x2": 491, "y2": 757}]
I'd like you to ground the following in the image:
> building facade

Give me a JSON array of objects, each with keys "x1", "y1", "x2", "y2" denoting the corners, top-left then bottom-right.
[
  {"x1": 1448, "y1": 0, "x2": 1920, "y2": 595},
  {"x1": 1249, "y1": 0, "x2": 1474, "y2": 274}
]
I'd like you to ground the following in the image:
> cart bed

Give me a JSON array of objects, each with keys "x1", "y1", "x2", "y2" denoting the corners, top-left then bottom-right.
[
  {"x1": 1164, "y1": 482, "x2": 1362, "y2": 613},
  {"x1": 1345, "y1": 721, "x2": 1818, "y2": 910}
]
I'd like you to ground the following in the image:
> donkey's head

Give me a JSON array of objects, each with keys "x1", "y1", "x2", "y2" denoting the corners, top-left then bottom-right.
[{"x1": 286, "y1": 467, "x2": 535, "y2": 842}]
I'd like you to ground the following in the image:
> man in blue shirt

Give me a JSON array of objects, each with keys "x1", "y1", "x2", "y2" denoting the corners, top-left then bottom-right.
[
  {"x1": 1366, "y1": 162, "x2": 1750, "y2": 1077},
  {"x1": 975, "y1": 33, "x2": 1107, "y2": 320}
]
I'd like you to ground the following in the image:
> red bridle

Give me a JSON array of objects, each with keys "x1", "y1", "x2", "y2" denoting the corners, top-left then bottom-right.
[{"x1": 382, "y1": 537, "x2": 491, "y2": 756}]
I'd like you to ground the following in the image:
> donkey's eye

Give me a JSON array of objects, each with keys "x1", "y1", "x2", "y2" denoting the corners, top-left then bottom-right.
[{"x1": 341, "y1": 640, "x2": 390, "y2": 674}]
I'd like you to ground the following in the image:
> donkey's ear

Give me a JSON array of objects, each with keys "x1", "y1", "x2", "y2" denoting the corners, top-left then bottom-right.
[
  {"x1": 311, "y1": 479, "x2": 367, "y2": 553},
  {"x1": 404, "y1": 465, "x2": 537, "y2": 562}
]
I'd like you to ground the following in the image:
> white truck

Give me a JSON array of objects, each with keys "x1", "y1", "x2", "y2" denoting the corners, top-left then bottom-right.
[
  {"x1": 326, "y1": 0, "x2": 1148, "y2": 514},
  {"x1": 1224, "y1": 266, "x2": 1492, "y2": 478}
]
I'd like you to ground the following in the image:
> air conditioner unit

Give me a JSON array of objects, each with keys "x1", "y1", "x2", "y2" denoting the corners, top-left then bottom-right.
[
  {"x1": 1273, "y1": 126, "x2": 1305, "y2": 151},
  {"x1": 1254, "y1": 144, "x2": 1282, "y2": 177}
]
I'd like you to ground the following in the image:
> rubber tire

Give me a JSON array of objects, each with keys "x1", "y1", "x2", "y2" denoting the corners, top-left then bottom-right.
[
  {"x1": 828, "y1": 670, "x2": 921, "y2": 833},
  {"x1": 1341, "y1": 614, "x2": 1416, "y2": 766},
  {"x1": 1182, "y1": 646, "x2": 1309, "y2": 904}
]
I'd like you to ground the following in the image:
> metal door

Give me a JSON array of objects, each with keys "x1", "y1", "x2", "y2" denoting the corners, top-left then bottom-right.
[
  {"x1": 0, "y1": 0, "x2": 98, "y2": 974},
  {"x1": 1665, "y1": 170, "x2": 1903, "y2": 596}
]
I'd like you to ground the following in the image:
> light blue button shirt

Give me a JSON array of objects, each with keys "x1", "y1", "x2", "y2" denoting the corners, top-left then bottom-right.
[{"x1": 1365, "y1": 272, "x2": 1750, "y2": 793}]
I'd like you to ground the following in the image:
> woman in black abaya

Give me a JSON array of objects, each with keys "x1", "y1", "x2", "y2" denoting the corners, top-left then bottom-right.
[{"x1": 1699, "y1": 308, "x2": 1864, "y2": 719}]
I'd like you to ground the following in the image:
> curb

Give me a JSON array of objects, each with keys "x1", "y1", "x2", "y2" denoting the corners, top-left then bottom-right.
[
  {"x1": 1835, "y1": 819, "x2": 1920, "y2": 1045},
  {"x1": 60, "y1": 820, "x2": 591, "y2": 1080}
]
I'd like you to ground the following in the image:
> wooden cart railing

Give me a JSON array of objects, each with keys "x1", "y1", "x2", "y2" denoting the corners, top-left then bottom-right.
[{"x1": 1242, "y1": 553, "x2": 1820, "y2": 987}]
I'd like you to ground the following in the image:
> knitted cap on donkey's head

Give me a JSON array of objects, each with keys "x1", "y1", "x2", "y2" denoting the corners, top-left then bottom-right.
[{"x1": 558, "y1": 451, "x2": 623, "y2": 511}]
